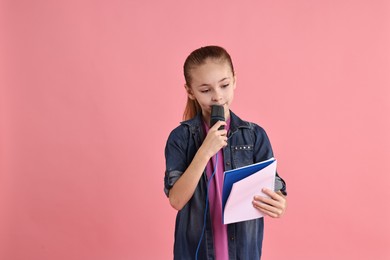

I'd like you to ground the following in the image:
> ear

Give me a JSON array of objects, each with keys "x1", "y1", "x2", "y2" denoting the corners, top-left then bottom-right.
[
  {"x1": 184, "y1": 84, "x2": 196, "y2": 100},
  {"x1": 232, "y1": 75, "x2": 237, "y2": 90}
]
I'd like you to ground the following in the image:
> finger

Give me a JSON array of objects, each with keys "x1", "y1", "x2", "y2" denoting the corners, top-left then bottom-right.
[
  {"x1": 211, "y1": 120, "x2": 227, "y2": 131},
  {"x1": 252, "y1": 200, "x2": 284, "y2": 218},
  {"x1": 261, "y1": 188, "x2": 283, "y2": 201},
  {"x1": 254, "y1": 195, "x2": 280, "y2": 208},
  {"x1": 256, "y1": 205, "x2": 281, "y2": 218},
  {"x1": 252, "y1": 200, "x2": 281, "y2": 217},
  {"x1": 254, "y1": 194, "x2": 286, "y2": 214}
]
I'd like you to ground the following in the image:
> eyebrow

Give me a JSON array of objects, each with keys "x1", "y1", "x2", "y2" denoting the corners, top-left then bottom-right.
[{"x1": 197, "y1": 77, "x2": 230, "y2": 88}]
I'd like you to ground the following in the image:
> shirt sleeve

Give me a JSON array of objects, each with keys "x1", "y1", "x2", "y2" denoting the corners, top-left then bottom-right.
[
  {"x1": 252, "y1": 123, "x2": 287, "y2": 196},
  {"x1": 164, "y1": 125, "x2": 190, "y2": 197}
]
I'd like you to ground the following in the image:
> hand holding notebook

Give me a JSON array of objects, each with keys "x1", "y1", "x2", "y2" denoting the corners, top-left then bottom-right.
[{"x1": 222, "y1": 158, "x2": 277, "y2": 224}]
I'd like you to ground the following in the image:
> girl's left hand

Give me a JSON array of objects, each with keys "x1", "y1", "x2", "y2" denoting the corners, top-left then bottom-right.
[{"x1": 252, "y1": 188, "x2": 287, "y2": 218}]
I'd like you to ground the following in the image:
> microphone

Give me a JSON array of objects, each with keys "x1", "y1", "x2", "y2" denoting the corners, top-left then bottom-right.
[{"x1": 210, "y1": 105, "x2": 225, "y2": 130}]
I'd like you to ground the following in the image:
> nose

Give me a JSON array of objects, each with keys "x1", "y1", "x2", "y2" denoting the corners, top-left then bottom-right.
[{"x1": 212, "y1": 89, "x2": 222, "y2": 102}]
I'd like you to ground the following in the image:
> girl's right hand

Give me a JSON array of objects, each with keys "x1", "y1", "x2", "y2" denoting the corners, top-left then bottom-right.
[{"x1": 199, "y1": 121, "x2": 228, "y2": 159}]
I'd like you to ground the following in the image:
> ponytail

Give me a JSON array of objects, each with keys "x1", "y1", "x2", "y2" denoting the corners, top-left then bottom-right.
[{"x1": 183, "y1": 97, "x2": 201, "y2": 121}]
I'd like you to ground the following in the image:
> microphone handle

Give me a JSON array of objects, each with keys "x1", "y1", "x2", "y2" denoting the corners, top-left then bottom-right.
[{"x1": 211, "y1": 116, "x2": 225, "y2": 130}]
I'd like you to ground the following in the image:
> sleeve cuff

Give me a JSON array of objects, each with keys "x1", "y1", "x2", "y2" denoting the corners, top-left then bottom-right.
[{"x1": 164, "y1": 170, "x2": 183, "y2": 197}]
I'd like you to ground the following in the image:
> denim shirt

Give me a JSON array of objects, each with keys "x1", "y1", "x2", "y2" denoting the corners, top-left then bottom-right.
[{"x1": 164, "y1": 111, "x2": 287, "y2": 260}]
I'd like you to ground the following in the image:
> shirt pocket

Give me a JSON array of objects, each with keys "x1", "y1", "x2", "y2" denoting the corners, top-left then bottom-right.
[{"x1": 231, "y1": 144, "x2": 254, "y2": 168}]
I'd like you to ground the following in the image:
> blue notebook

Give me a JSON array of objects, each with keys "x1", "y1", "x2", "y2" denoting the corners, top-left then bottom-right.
[{"x1": 222, "y1": 157, "x2": 276, "y2": 218}]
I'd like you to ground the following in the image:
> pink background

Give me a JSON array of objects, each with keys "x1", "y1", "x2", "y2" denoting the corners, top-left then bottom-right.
[{"x1": 1, "y1": 0, "x2": 390, "y2": 259}]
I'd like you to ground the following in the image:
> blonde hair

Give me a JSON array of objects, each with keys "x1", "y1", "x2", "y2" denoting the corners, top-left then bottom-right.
[{"x1": 182, "y1": 46, "x2": 235, "y2": 120}]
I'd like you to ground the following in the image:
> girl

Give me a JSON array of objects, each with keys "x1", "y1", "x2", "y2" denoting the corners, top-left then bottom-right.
[{"x1": 164, "y1": 46, "x2": 287, "y2": 260}]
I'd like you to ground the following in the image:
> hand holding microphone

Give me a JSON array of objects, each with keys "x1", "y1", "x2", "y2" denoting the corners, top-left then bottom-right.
[{"x1": 199, "y1": 105, "x2": 227, "y2": 159}]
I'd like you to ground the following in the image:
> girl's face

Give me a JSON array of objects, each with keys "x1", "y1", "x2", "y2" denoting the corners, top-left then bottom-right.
[{"x1": 185, "y1": 58, "x2": 236, "y2": 124}]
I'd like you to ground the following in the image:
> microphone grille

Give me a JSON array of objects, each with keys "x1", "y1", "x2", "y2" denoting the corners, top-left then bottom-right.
[{"x1": 210, "y1": 105, "x2": 225, "y2": 127}]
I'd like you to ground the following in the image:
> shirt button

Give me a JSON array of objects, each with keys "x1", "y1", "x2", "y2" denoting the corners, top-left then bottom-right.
[
  {"x1": 226, "y1": 162, "x2": 231, "y2": 166},
  {"x1": 230, "y1": 236, "x2": 235, "y2": 241}
]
